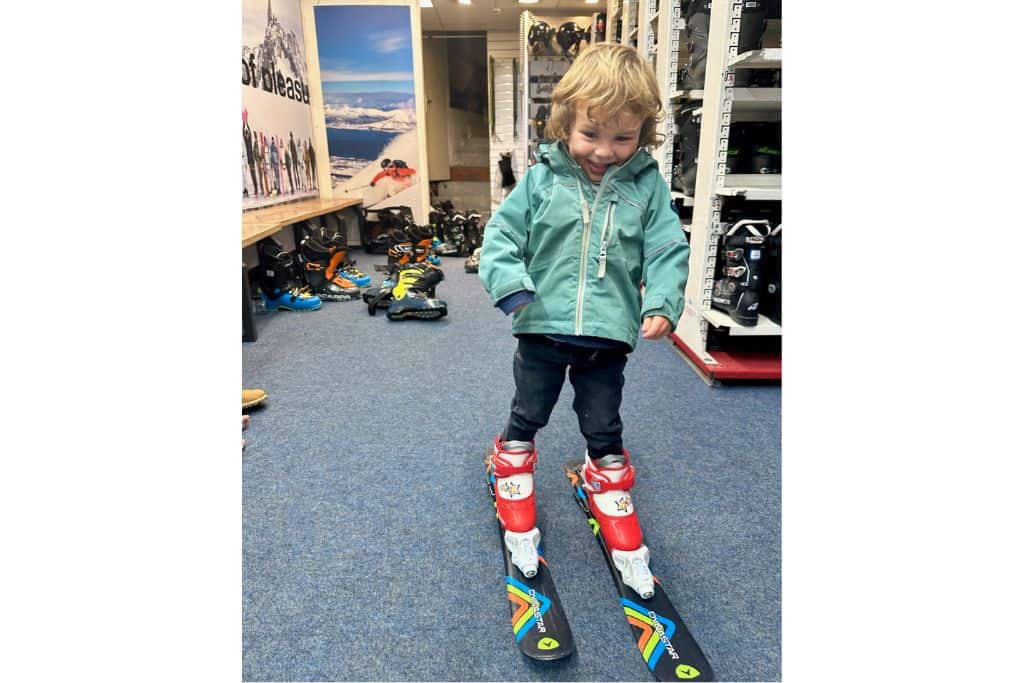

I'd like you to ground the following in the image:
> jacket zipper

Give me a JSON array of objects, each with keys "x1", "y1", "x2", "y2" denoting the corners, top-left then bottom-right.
[
  {"x1": 597, "y1": 200, "x2": 617, "y2": 278},
  {"x1": 574, "y1": 165, "x2": 621, "y2": 333}
]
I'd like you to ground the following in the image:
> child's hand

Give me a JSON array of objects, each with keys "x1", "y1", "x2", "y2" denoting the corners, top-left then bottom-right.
[{"x1": 641, "y1": 315, "x2": 672, "y2": 340}]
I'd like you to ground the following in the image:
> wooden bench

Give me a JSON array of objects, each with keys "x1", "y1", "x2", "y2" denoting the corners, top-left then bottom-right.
[{"x1": 242, "y1": 197, "x2": 362, "y2": 341}]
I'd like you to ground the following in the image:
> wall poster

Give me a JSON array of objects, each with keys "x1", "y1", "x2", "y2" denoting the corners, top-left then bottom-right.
[
  {"x1": 311, "y1": 3, "x2": 424, "y2": 217},
  {"x1": 242, "y1": 0, "x2": 318, "y2": 209}
]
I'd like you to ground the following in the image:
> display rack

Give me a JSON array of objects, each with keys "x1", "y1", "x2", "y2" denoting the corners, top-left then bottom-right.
[{"x1": 669, "y1": 0, "x2": 782, "y2": 381}]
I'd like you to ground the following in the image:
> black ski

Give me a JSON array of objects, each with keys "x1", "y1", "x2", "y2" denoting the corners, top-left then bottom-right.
[
  {"x1": 564, "y1": 460, "x2": 714, "y2": 681},
  {"x1": 485, "y1": 454, "x2": 575, "y2": 661}
]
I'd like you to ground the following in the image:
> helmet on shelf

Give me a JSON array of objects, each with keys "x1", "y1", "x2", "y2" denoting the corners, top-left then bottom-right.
[
  {"x1": 528, "y1": 21, "x2": 554, "y2": 56},
  {"x1": 556, "y1": 22, "x2": 587, "y2": 58}
]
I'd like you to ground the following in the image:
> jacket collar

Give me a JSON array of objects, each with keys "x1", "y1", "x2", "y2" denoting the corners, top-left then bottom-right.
[{"x1": 538, "y1": 140, "x2": 656, "y2": 183}]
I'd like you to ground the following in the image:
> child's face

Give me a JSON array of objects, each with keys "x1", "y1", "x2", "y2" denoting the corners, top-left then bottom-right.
[{"x1": 567, "y1": 102, "x2": 643, "y2": 183}]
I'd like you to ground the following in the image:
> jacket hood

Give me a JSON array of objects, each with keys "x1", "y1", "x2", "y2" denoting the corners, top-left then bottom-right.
[{"x1": 538, "y1": 140, "x2": 658, "y2": 182}]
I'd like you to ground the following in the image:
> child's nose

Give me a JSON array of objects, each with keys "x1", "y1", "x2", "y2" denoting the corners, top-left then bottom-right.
[{"x1": 594, "y1": 142, "x2": 615, "y2": 161}]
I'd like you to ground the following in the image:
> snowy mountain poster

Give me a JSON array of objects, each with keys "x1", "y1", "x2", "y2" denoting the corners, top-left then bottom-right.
[
  {"x1": 242, "y1": 0, "x2": 318, "y2": 209},
  {"x1": 312, "y1": 4, "x2": 422, "y2": 214}
]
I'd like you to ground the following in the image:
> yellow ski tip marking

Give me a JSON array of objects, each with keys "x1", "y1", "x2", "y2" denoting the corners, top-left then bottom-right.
[
  {"x1": 537, "y1": 637, "x2": 560, "y2": 650},
  {"x1": 675, "y1": 664, "x2": 701, "y2": 679}
]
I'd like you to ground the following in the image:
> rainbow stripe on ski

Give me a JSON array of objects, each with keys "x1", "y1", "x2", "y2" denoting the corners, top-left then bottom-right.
[
  {"x1": 622, "y1": 598, "x2": 677, "y2": 670},
  {"x1": 506, "y1": 575, "x2": 553, "y2": 642}
]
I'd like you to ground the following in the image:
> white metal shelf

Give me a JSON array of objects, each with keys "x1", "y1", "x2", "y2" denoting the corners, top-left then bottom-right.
[
  {"x1": 670, "y1": 89, "x2": 704, "y2": 102},
  {"x1": 671, "y1": 190, "x2": 694, "y2": 206},
  {"x1": 702, "y1": 309, "x2": 781, "y2": 336},
  {"x1": 729, "y1": 87, "x2": 781, "y2": 112},
  {"x1": 728, "y1": 48, "x2": 782, "y2": 69},
  {"x1": 716, "y1": 174, "x2": 782, "y2": 201}
]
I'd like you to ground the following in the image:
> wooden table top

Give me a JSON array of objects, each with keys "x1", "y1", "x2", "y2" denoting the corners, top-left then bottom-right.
[{"x1": 242, "y1": 197, "x2": 362, "y2": 248}]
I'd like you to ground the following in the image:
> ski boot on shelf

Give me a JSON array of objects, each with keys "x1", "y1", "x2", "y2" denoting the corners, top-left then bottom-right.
[
  {"x1": 671, "y1": 103, "x2": 702, "y2": 196},
  {"x1": 581, "y1": 451, "x2": 654, "y2": 599},
  {"x1": 486, "y1": 436, "x2": 540, "y2": 578},
  {"x1": 679, "y1": 0, "x2": 712, "y2": 91},
  {"x1": 296, "y1": 233, "x2": 361, "y2": 301},
  {"x1": 732, "y1": 0, "x2": 767, "y2": 87},
  {"x1": 384, "y1": 264, "x2": 447, "y2": 320},
  {"x1": 747, "y1": 122, "x2": 781, "y2": 174},
  {"x1": 711, "y1": 219, "x2": 771, "y2": 326},
  {"x1": 761, "y1": 223, "x2": 782, "y2": 325},
  {"x1": 255, "y1": 237, "x2": 322, "y2": 311}
]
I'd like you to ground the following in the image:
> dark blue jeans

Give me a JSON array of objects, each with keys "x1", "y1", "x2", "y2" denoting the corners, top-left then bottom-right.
[{"x1": 503, "y1": 334, "x2": 629, "y2": 458}]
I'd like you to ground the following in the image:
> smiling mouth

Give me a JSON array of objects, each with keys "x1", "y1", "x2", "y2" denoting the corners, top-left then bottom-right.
[{"x1": 586, "y1": 161, "x2": 608, "y2": 175}]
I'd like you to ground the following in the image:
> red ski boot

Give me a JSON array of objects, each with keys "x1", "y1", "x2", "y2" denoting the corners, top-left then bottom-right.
[
  {"x1": 582, "y1": 451, "x2": 654, "y2": 598},
  {"x1": 487, "y1": 436, "x2": 541, "y2": 577}
]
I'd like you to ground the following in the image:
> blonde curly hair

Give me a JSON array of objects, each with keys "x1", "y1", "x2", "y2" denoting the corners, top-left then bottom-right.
[{"x1": 545, "y1": 43, "x2": 664, "y2": 149}]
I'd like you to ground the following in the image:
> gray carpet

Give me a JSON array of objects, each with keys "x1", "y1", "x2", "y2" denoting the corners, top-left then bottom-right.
[{"x1": 242, "y1": 250, "x2": 781, "y2": 681}]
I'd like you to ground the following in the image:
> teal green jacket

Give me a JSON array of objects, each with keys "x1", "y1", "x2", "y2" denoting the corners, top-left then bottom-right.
[{"x1": 479, "y1": 141, "x2": 689, "y2": 349}]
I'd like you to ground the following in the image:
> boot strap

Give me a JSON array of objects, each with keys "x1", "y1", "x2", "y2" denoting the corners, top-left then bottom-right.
[
  {"x1": 491, "y1": 437, "x2": 538, "y2": 476},
  {"x1": 583, "y1": 461, "x2": 636, "y2": 493}
]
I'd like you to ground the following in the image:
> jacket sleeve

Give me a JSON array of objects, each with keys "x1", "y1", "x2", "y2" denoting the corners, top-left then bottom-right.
[
  {"x1": 478, "y1": 167, "x2": 538, "y2": 305},
  {"x1": 639, "y1": 171, "x2": 689, "y2": 328}
]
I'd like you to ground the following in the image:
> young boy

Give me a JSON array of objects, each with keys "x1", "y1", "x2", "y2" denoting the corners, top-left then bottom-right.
[{"x1": 479, "y1": 44, "x2": 689, "y2": 598}]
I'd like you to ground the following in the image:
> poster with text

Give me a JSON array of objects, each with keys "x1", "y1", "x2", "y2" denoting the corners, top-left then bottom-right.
[
  {"x1": 242, "y1": 0, "x2": 318, "y2": 209},
  {"x1": 313, "y1": 4, "x2": 421, "y2": 215}
]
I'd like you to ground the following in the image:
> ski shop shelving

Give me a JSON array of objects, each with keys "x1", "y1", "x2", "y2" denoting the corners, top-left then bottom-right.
[
  {"x1": 519, "y1": 11, "x2": 596, "y2": 167},
  {"x1": 606, "y1": 0, "x2": 622, "y2": 44},
  {"x1": 669, "y1": 0, "x2": 782, "y2": 381}
]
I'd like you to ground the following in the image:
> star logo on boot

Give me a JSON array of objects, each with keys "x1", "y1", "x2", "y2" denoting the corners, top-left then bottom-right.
[
  {"x1": 615, "y1": 496, "x2": 632, "y2": 512},
  {"x1": 500, "y1": 481, "x2": 521, "y2": 498}
]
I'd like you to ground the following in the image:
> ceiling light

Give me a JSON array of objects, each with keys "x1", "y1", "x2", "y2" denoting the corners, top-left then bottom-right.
[
  {"x1": 419, "y1": 0, "x2": 432, "y2": 6},
  {"x1": 457, "y1": 0, "x2": 471, "y2": 4},
  {"x1": 585, "y1": 0, "x2": 600, "y2": 3},
  {"x1": 518, "y1": 0, "x2": 540, "y2": 4}
]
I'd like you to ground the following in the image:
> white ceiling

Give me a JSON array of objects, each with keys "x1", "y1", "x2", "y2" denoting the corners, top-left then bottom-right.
[{"x1": 420, "y1": 0, "x2": 604, "y2": 33}]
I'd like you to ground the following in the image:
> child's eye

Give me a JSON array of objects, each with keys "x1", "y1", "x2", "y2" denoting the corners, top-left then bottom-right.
[{"x1": 581, "y1": 130, "x2": 597, "y2": 139}]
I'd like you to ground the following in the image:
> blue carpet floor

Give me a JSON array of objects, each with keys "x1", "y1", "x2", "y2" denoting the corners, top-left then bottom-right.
[{"x1": 242, "y1": 250, "x2": 781, "y2": 681}]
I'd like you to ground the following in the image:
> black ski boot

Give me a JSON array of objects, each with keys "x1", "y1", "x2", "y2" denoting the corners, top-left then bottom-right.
[
  {"x1": 296, "y1": 232, "x2": 361, "y2": 301},
  {"x1": 711, "y1": 219, "x2": 771, "y2": 326},
  {"x1": 385, "y1": 264, "x2": 448, "y2": 320},
  {"x1": 748, "y1": 122, "x2": 782, "y2": 174},
  {"x1": 679, "y1": 1, "x2": 713, "y2": 90},
  {"x1": 255, "y1": 236, "x2": 322, "y2": 311},
  {"x1": 761, "y1": 224, "x2": 782, "y2": 324},
  {"x1": 733, "y1": 0, "x2": 767, "y2": 86},
  {"x1": 498, "y1": 152, "x2": 516, "y2": 188},
  {"x1": 672, "y1": 103, "x2": 701, "y2": 196}
]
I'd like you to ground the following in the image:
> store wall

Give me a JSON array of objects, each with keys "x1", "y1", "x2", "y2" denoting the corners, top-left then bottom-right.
[
  {"x1": 241, "y1": 0, "x2": 319, "y2": 210},
  {"x1": 487, "y1": 30, "x2": 519, "y2": 216}
]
